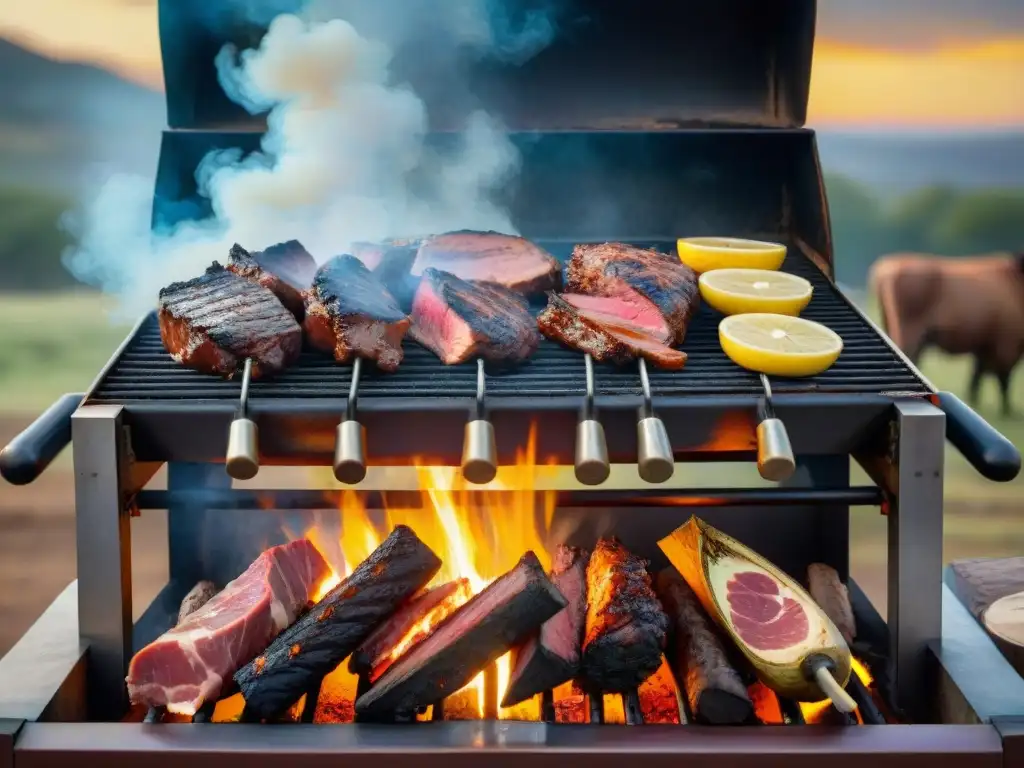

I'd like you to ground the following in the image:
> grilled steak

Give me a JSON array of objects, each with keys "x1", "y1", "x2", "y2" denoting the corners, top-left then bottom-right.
[
  {"x1": 227, "y1": 241, "x2": 318, "y2": 321},
  {"x1": 351, "y1": 237, "x2": 423, "y2": 303},
  {"x1": 158, "y1": 262, "x2": 303, "y2": 378},
  {"x1": 537, "y1": 293, "x2": 687, "y2": 370},
  {"x1": 566, "y1": 243, "x2": 699, "y2": 345},
  {"x1": 411, "y1": 231, "x2": 561, "y2": 297},
  {"x1": 126, "y1": 539, "x2": 330, "y2": 716},
  {"x1": 304, "y1": 254, "x2": 411, "y2": 372},
  {"x1": 410, "y1": 268, "x2": 540, "y2": 365},
  {"x1": 582, "y1": 537, "x2": 668, "y2": 692}
]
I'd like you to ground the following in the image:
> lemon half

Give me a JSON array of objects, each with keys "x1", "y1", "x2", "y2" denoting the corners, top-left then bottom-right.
[
  {"x1": 719, "y1": 313, "x2": 843, "y2": 377},
  {"x1": 699, "y1": 269, "x2": 812, "y2": 316},
  {"x1": 677, "y1": 237, "x2": 787, "y2": 274}
]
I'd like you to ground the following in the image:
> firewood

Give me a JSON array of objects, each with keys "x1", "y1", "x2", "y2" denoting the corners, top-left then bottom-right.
[
  {"x1": 948, "y1": 557, "x2": 1024, "y2": 619},
  {"x1": 234, "y1": 525, "x2": 442, "y2": 720},
  {"x1": 502, "y1": 545, "x2": 589, "y2": 707},
  {"x1": 807, "y1": 564, "x2": 856, "y2": 645},
  {"x1": 348, "y1": 578, "x2": 471, "y2": 680},
  {"x1": 982, "y1": 590, "x2": 1024, "y2": 678},
  {"x1": 655, "y1": 568, "x2": 753, "y2": 725},
  {"x1": 355, "y1": 551, "x2": 567, "y2": 717}
]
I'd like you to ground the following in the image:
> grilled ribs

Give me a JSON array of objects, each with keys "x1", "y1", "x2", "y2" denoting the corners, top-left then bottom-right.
[
  {"x1": 566, "y1": 243, "x2": 699, "y2": 345},
  {"x1": 411, "y1": 231, "x2": 561, "y2": 297},
  {"x1": 537, "y1": 293, "x2": 687, "y2": 370},
  {"x1": 410, "y1": 268, "x2": 541, "y2": 365},
  {"x1": 226, "y1": 240, "x2": 318, "y2": 321},
  {"x1": 582, "y1": 537, "x2": 668, "y2": 692},
  {"x1": 158, "y1": 262, "x2": 303, "y2": 378},
  {"x1": 304, "y1": 254, "x2": 411, "y2": 372}
]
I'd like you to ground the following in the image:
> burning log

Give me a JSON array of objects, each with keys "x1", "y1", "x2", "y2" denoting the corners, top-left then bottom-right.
[
  {"x1": 658, "y1": 517, "x2": 855, "y2": 710},
  {"x1": 355, "y1": 551, "x2": 567, "y2": 717},
  {"x1": 234, "y1": 526, "x2": 442, "y2": 720},
  {"x1": 807, "y1": 564, "x2": 856, "y2": 645},
  {"x1": 502, "y1": 545, "x2": 590, "y2": 707},
  {"x1": 655, "y1": 568, "x2": 753, "y2": 725},
  {"x1": 348, "y1": 579, "x2": 471, "y2": 681},
  {"x1": 581, "y1": 538, "x2": 668, "y2": 693}
]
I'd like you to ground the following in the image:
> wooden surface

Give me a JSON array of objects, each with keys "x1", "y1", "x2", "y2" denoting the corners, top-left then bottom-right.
[{"x1": 948, "y1": 557, "x2": 1024, "y2": 678}]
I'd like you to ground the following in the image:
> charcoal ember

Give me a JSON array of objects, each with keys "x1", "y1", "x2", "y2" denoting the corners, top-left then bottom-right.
[{"x1": 581, "y1": 537, "x2": 668, "y2": 692}]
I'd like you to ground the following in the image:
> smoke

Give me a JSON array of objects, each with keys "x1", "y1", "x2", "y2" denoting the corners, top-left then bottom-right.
[{"x1": 62, "y1": 1, "x2": 561, "y2": 319}]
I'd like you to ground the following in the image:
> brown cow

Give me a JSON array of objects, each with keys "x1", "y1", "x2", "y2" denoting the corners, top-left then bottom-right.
[{"x1": 869, "y1": 252, "x2": 1024, "y2": 415}]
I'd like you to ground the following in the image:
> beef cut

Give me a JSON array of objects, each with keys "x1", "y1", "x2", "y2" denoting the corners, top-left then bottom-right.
[
  {"x1": 566, "y1": 243, "x2": 699, "y2": 345},
  {"x1": 411, "y1": 231, "x2": 561, "y2": 297},
  {"x1": 410, "y1": 268, "x2": 540, "y2": 365},
  {"x1": 581, "y1": 537, "x2": 668, "y2": 692},
  {"x1": 158, "y1": 262, "x2": 303, "y2": 379},
  {"x1": 502, "y1": 545, "x2": 590, "y2": 707},
  {"x1": 304, "y1": 254, "x2": 411, "y2": 372},
  {"x1": 126, "y1": 539, "x2": 330, "y2": 716},
  {"x1": 227, "y1": 241, "x2": 318, "y2": 321},
  {"x1": 537, "y1": 293, "x2": 687, "y2": 370}
]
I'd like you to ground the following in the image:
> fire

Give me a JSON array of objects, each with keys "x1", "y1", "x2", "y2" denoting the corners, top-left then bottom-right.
[{"x1": 305, "y1": 423, "x2": 557, "y2": 719}]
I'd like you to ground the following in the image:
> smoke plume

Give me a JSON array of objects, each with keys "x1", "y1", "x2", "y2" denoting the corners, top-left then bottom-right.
[{"x1": 62, "y1": 1, "x2": 560, "y2": 319}]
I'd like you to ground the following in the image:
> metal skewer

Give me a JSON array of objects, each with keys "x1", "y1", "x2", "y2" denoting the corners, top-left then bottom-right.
[
  {"x1": 756, "y1": 373, "x2": 796, "y2": 482},
  {"x1": 804, "y1": 655, "x2": 858, "y2": 714},
  {"x1": 334, "y1": 357, "x2": 367, "y2": 484},
  {"x1": 225, "y1": 358, "x2": 259, "y2": 480},
  {"x1": 461, "y1": 358, "x2": 497, "y2": 484},
  {"x1": 636, "y1": 358, "x2": 674, "y2": 483},
  {"x1": 575, "y1": 354, "x2": 610, "y2": 485}
]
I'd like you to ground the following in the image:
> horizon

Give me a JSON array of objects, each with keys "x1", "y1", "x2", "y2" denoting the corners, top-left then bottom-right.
[{"x1": 1, "y1": 1, "x2": 1022, "y2": 131}]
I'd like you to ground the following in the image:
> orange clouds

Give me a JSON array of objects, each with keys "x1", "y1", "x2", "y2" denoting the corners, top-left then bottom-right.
[{"x1": 809, "y1": 37, "x2": 1024, "y2": 127}]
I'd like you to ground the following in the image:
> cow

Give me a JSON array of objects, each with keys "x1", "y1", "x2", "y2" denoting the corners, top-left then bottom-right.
[{"x1": 869, "y1": 251, "x2": 1024, "y2": 416}]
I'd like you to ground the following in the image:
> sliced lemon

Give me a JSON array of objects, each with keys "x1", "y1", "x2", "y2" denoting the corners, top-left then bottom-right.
[
  {"x1": 677, "y1": 237, "x2": 787, "y2": 274},
  {"x1": 699, "y1": 269, "x2": 812, "y2": 316},
  {"x1": 719, "y1": 313, "x2": 842, "y2": 377}
]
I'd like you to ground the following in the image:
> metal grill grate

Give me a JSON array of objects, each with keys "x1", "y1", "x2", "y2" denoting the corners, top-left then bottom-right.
[{"x1": 87, "y1": 242, "x2": 929, "y2": 404}]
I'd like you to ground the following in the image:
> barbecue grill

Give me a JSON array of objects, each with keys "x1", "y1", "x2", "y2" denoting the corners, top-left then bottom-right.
[{"x1": 3, "y1": 0, "x2": 1024, "y2": 766}]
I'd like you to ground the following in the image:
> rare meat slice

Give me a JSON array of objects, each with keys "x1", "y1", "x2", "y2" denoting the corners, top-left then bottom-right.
[
  {"x1": 503, "y1": 545, "x2": 590, "y2": 707},
  {"x1": 582, "y1": 537, "x2": 668, "y2": 692},
  {"x1": 410, "y1": 268, "x2": 540, "y2": 365},
  {"x1": 227, "y1": 241, "x2": 318, "y2": 321},
  {"x1": 411, "y1": 231, "x2": 561, "y2": 297},
  {"x1": 537, "y1": 293, "x2": 687, "y2": 370},
  {"x1": 158, "y1": 262, "x2": 303, "y2": 379},
  {"x1": 304, "y1": 254, "x2": 411, "y2": 372},
  {"x1": 126, "y1": 539, "x2": 330, "y2": 716},
  {"x1": 566, "y1": 243, "x2": 699, "y2": 345}
]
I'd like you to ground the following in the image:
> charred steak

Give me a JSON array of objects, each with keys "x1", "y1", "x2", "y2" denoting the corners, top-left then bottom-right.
[
  {"x1": 411, "y1": 231, "x2": 561, "y2": 297},
  {"x1": 304, "y1": 254, "x2": 411, "y2": 372},
  {"x1": 227, "y1": 240, "x2": 318, "y2": 321},
  {"x1": 582, "y1": 537, "x2": 668, "y2": 692},
  {"x1": 566, "y1": 243, "x2": 699, "y2": 345},
  {"x1": 537, "y1": 293, "x2": 687, "y2": 370},
  {"x1": 410, "y1": 268, "x2": 540, "y2": 365},
  {"x1": 351, "y1": 237, "x2": 424, "y2": 303},
  {"x1": 158, "y1": 262, "x2": 303, "y2": 379},
  {"x1": 126, "y1": 539, "x2": 330, "y2": 716}
]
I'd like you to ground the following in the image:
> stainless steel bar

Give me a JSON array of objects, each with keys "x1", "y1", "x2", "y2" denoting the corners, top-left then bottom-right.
[
  {"x1": 889, "y1": 400, "x2": 946, "y2": 720},
  {"x1": 71, "y1": 405, "x2": 132, "y2": 720}
]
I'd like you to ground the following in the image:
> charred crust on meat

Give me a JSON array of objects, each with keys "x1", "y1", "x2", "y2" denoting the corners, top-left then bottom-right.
[{"x1": 309, "y1": 255, "x2": 407, "y2": 323}]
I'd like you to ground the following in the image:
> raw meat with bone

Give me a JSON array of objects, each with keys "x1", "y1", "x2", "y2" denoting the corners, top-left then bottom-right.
[
  {"x1": 410, "y1": 268, "x2": 540, "y2": 365},
  {"x1": 304, "y1": 254, "x2": 411, "y2": 372},
  {"x1": 126, "y1": 539, "x2": 329, "y2": 716},
  {"x1": 537, "y1": 292, "x2": 687, "y2": 370},
  {"x1": 157, "y1": 262, "x2": 302, "y2": 379},
  {"x1": 566, "y1": 242, "x2": 699, "y2": 345}
]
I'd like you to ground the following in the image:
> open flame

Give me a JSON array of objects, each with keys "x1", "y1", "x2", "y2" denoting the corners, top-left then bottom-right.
[{"x1": 305, "y1": 424, "x2": 557, "y2": 719}]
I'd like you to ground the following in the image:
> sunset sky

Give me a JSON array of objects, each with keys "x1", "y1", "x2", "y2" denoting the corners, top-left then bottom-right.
[{"x1": 0, "y1": 0, "x2": 1022, "y2": 128}]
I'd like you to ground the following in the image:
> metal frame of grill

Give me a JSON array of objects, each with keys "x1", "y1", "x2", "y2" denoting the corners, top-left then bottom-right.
[{"x1": 3, "y1": 0, "x2": 1024, "y2": 764}]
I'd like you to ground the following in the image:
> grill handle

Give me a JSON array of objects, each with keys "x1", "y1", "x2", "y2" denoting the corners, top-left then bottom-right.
[
  {"x1": 936, "y1": 391, "x2": 1021, "y2": 483},
  {"x1": 0, "y1": 392, "x2": 81, "y2": 485}
]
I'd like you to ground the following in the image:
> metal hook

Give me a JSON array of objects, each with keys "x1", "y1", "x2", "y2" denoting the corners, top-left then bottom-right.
[
  {"x1": 226, "y1": 358, "x2": 259, "y2": 480},
  {"x1": 334, "y1": 357, "x2": 367, "y2": 484}
]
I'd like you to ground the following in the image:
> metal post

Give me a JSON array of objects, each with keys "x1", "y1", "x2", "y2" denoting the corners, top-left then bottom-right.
[
  {"x1": 72, "y1": 405, "x2": 131, "y2": 720},
  {"x1": 889, "y1": 400, "x2": 945, "y2": 719}
]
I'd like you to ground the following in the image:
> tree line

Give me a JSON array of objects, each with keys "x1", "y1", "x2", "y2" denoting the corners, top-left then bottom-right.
[{"x1": 1, "y1": 175, "x2": 1023, "y2": 291}]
